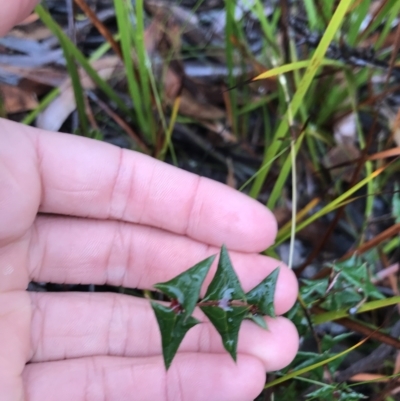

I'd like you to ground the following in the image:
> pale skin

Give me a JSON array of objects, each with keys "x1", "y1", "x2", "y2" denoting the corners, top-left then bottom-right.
[{"x1": 0, "y1": 2, "x2": 299, "y2": 400}]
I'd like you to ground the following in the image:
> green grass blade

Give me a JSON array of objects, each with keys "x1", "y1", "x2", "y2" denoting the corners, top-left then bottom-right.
[
  {"x1": 303, "y1": 0, "x2": 318, "y2": 30},
  {"x1": 90, "y1": 33, "x2": 121, "y2": 60},
  {"x1": 251, "y1": 0, "x2": 281, "y2": 58},
  {"x1": 316, "y1": 68, "x2": 368, "y2": 126},
  {"x1": 35, "y1": 4, "x2": 131, "y2": 117},
  {"x1": 22, "y1": 88, "x2": 60, "y2": 125},
  {"x1": 22, "y1": 31, "x2": 118, "y2": 127},
  {"x1": 358, "y1": 0, "x2": 398, "y2": 42},
  {"x1": 346, "y1": 0, "x2": 371, "y2": 46},
  {"x1": 238, "y1": 145, "x2": 291, "y2": 192},
  {"x1": 374, "y1": 0, "x2": 400, "y2": 49},
  {"x1": 63, "y1": 45, "x2": 90, "y2": 135},
  {"x1": 267, "y1": 130, "x2": 305, "y2": 213},
  {"x1": 113, "y1": 0, "x2": 149, "y2": 136},
  {"x1": 160, "y1": 96, "x2": 180, "y2": 160},
  {"x1": 383, "y1": 237, "x2": 400, "y2": 253},
  {"x1": 264, "y1": 337, "x2": 368, "y2": 388},
  {"x1": 249, "y1": 0, "x2": 354, "y2": 201},
  {"x1": 313, "y1": 296, "x2": 400, "y2": 324},
  {"x1": 133, "y1": 0, "x2": 154, "y2": 141},
  {"x1": 37, "y1": 6, "x2": 90, "y2": 135},
  {"x1": 345, "y1": 69, "x2": 374, "y2": 246},
  {"x1": 275, "y1": 166, "x2": 386, "y2": 245},
  {"x1": 252, "y1": 59, "x2": 343, "y2": 80}
]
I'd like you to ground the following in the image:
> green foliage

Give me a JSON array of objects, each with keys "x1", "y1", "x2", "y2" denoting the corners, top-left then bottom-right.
[
  {"x1": 323, "y1": 259, "x2": 385, "y2": 311},
  {"x1": 151, "y1": 245, "x2": 279, "y2": 369},
  {"x1": 200, "y1": 304, "x2": 249, "y2": 361},
  {"x1": 151, "y1": 303, "x2": 200, "y2": 369},
  {"x1": 392, "y1": 183, "x2": 400, "y2": 223},
  {"x1": 154, "y1": 255, "x2": 216, "y2": 319},
  {"x1": 199, "y1": 246, "x2": 249, "y2": 360},
  {"x1": 246, "y1": 267, "x2": 279, "y2": 317},
  {"x1": 201, "y1": 246, "x2": 247, "y2": 303},
  {"x1": 250, "y1": 0, "x2": 354, "y2": 203},
  {"x1": 36, "y1": 4, "x2": 130, "y2": 118},
  {"x1": 298, "y1": 257, "x2": 384, "y2": 315},
  {"x1": 272, "y1": 255, "x2": 391, "y2": 393},
  {"x1": 305, "y1": 384, "x2": 367, "y2": 401},
  {"x1": 113, "y1": 0, "x2": 155, "y2": 143}
]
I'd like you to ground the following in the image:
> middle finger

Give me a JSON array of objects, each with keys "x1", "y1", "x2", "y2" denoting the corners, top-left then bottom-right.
[
  {"x1": 28, "y1": 215, "x2": 298, "y2": 313},
  {"x1": 29, "y1": 291, "x2": 299, "y2": 372}
]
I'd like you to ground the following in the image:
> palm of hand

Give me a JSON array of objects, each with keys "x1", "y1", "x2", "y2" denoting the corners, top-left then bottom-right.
[
  {"x1": 0, "y1": 120, "x2": 298, "y2": 401},
  {"x1": 0, "y1": 3, "x2": 298, "y2": 401}
]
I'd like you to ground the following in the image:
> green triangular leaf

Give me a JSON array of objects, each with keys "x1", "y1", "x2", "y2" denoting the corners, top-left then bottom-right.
[
  {"x1": 154, "y1": 255, "x2": 216, "y2": 318},
  {"x1": 151, "y1": 302, "x2": 199, "y2": 369},
  {"x1": 200, "y1": 305, "x2": 248, "y2": 361},
  {"x1": 202, "y1": 245, "x2": 246, "y2": 303},
  {"x1": 246, "y1": 268, "x2": 279, "y2": 317},
  {"x1": 200, "y1": 246, "x2": 248, "y2": 361},
  {"x1": 246, "y1": 313, "x2": 268, "y2": 330}
]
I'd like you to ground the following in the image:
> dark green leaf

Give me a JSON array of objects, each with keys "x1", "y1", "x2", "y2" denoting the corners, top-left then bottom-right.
[
  {"x1": 246, "y1": 313, "x2": 268, "y2": 330},
  {"x1": 154, "y1": 255, "x2": 216, "y2": 318},
  {"x1": 151, "y1": 302, "x2": 199, "y2": 369},
  {"x1": 291, "y1": 350, "x2": 334, "y2": 372},
  {"x1": 300, "y1": 278, "x2": 329, "y2": 301},
  {"x1": 199, "y1": 246, "x2": 248, "y2": 361},
  {"x1": 306, "y1": 384, "x2": 367, "y2": 400},
  {"x1": 343, "y1": 263, "x2": 384, "y2": 300},
  {"x1": 200, "y1": 305, "x2": 248, "y2": 361},
  {"x1": 246, "y1": 268, "x2": 279, "y2": 317},
  {"x1": 202, "y1": 245, "x2": 246, "y2": 303},
  {"x1": 321, "y1": 333, "x2": 353, "y2": 352}
]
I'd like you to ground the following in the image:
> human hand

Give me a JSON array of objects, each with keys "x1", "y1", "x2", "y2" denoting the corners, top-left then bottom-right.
[{"x1": 0, "y1": 3, "x2": 299, "y2": 401}]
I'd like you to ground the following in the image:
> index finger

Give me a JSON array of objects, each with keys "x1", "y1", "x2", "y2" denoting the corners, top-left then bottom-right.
[
  {"x1": 3, "y1": 120, "x2": 277, "y2": 252},
  {"x1": 0, "y1": 0, "x2": 40, "y2": 37}
]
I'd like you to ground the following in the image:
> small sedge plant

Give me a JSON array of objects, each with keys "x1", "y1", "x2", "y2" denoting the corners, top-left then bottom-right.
[{"x1": 151, "y1": 245, "x2": 279, "y2": 369}]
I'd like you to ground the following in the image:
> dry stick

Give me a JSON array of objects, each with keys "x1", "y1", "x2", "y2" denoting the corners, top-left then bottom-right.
[
  {"x1": 356, "y1": 0, "x2": 387, "y2": 43},
  {"x1": 71, "y1": 1, "x2": 153, "y2": 147},
  {"x1": 333, "y1": 83, "x2": 400, "y2": 124},
  {"x1": 373, "y1": 263, "x2": 400, "y2": 284},
  {"x1": 302, "y1": 148, "x2": 398, "y2": 175},
  {"x1": 73, "y1": 0, "x2": 122, "y2": 59},
  {"x1": 336, "y1": 320, "x2": 400, "y2": 383},
  {"x1": 279, "y1": 0, "x2": 291, "y2": 65},
  {"x1": 339, "y1": 223, "x2": 400, "y2": 262},
  {"x1": 368, "y1": 148, "x2": 400, "y2": 160},
  {"x1": 311, "y1": 306, "x2": 400, "y2": 350},
  {"x1": 66, "y1": 0, "x2": 77, "y2": 42},
  {"x1": 83, "y1": 93, "x2": 100, "y2": 131},
  {"x1": 86, "y1": 90, "x2": 150, "y2": 154},
  {"x1": 334, "y1": 317, "x2": 400, "y2": 350},
  {"x1": 371, "y1": 380, "x2": 400, "y2": 401}
]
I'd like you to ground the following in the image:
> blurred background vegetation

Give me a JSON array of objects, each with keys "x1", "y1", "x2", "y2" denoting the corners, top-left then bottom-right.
[{"x1": 2, "y1": 0, "x2": 400, "y2": 399}]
